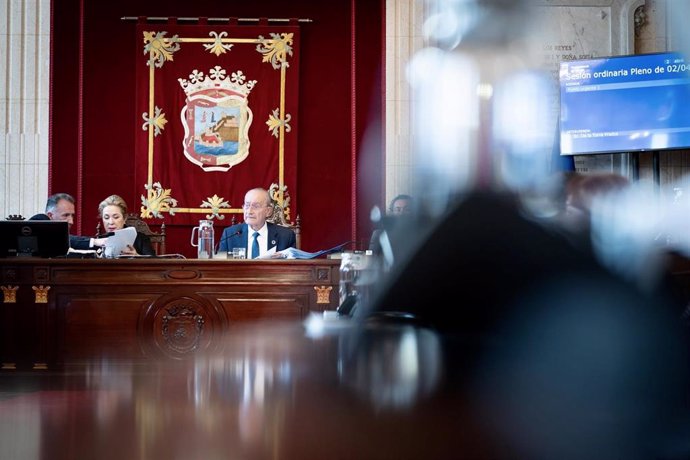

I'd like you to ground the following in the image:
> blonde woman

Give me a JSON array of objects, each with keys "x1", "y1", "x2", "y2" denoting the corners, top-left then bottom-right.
[{"x1": 98, "y1": 195, "x2": 155, "y2": 256}]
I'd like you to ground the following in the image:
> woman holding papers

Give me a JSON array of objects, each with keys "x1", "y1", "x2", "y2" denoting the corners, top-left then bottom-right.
[{"x1": 98, "y1": 195, "x2": 155, "y2": 256}]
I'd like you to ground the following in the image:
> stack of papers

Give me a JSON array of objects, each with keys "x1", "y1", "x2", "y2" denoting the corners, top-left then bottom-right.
[
  {"x1": 277, "y1": 242, "x2": 351, "y2": 259},
  {"x1": 104, "y1": 227, "x2": 137, "y2": 257}
]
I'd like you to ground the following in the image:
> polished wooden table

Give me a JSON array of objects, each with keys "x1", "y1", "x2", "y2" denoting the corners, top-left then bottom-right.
[
  {"x1": 0, "y1": 320, "x2": 494, "y2": 460},
  {"x1": 0, "y1": 258, "x2": 340, "y2": 369},
  {"x1": 0, "y1": 316, "x2": 686, "y2": 460}
]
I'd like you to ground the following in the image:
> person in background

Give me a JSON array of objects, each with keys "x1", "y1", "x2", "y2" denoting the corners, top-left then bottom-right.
[
  {"x1": 98, "y1": 194, "x2": 155, "y2": 256},
  {"x1": 38, "y1": 192, "x2": 106, "y2": 250},
  {"x1": 563, "y1": 173, "x2": 630, "y2": 231},
  {"x1": 369, "y1": 194, "x2": 415, "y2": 254},
  {"x1": 45, "y1": 193, "x2": 77, "y2": 224},
  {"x1": 217, "y1": 187, "x2": 296, "y2": 258},
  {"x1": 388, "y1": 194, "x2": 414, "y2": 215}
]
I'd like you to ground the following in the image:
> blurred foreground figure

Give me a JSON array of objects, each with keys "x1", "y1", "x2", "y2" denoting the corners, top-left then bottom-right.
[
  {"x1": 364, "y1": 191, "x2": 690, "y2": 459},
  {"x1": 363, "y1": 0, "x2": 690, "y2": 455}
]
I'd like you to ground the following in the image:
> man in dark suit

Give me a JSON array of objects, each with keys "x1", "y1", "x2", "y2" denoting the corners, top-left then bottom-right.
[
  {"x1": 39, "y1": 193, "x2": 106, "y2": 250},
  {"x1": 369, "y1": 194, "x2": 415, "y2": 255},
  {"x1": 217, "y1": 188, "x2": 296, "y2": 258}
]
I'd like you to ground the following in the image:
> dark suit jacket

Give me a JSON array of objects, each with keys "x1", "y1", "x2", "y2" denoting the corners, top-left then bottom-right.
[
  {"x1": 70, "y1": 230, "x2": 155, "y2": 255},
  {"x1": 218, "y1": 222, "x2": 296, "y2": 254},
  {"x1": 69, "y1": 235, "x2": 93, "y2": 250},
  {"x1": 132, "y1": 231, "x2": 155, "y2": 256}
]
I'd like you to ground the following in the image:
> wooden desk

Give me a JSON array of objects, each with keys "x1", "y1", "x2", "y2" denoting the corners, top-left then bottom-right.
[{"x1": 0, "y1": 258, "x2": 340, "y2": 369}]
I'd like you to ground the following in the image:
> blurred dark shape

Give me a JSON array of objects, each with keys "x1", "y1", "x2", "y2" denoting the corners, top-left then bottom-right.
[
  {"x1": 567, "y1": 172, "x2": 630, "y2": 216},
  {"x1": 473, "y1": 271, "x2": 690, "y2": 460},
  {"x1": 366, "y1": 191, "x2": 599, "y2": 333},
  {"x1": 370, "y1": 195, "x2": 416, "y2": 255},
  {"x1": 368, "y1": 213, "x2": 427, "y2": 270},
  {"x1": 29, "y1": 213, "x2": 51, "y2": 221},
  {"x1": 362, "y1": 190, "x2": 690, "y2": 458}
]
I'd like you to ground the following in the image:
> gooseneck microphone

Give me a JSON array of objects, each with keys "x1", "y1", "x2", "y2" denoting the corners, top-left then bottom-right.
[{"x1": 215, "y1": 228, "x2": 243, "y2": 253}]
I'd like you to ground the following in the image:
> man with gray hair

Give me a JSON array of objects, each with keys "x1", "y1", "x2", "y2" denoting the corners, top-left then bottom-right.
[
  {"x1": 34, "y1": 193, "x2": 105, "y2": 251},
  {"x1": 217, "y1": 187, "x2": 296, "y2": 258}
]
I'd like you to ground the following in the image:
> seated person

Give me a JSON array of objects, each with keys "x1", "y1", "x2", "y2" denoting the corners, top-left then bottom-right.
[
  {"x1": 563, "y1": 173, "x2": 630, "y2": 231},
  {"x1": 218, "y1": 188, "x2": 296, "y2": 258},
  {"x1": 40, "y1": 192, "x2": 106, "y2": 250},
  {"x1": 369, "y1": 194, "x2": 414, "y2": 253},
  {"x1": 388, "y1": 194, "x2": 414, "y2": 216},
  {"x1": 98, "y1": 194, "x2": 155, "y2": 256}
]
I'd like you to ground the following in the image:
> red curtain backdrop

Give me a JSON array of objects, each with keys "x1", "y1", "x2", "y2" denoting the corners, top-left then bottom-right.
[
  {"x1": 50, "y1": 1, "x2": 383, "y2": 257},
  {"x1": 135, "y1": 23, "x2": 300, "y2": 226}
]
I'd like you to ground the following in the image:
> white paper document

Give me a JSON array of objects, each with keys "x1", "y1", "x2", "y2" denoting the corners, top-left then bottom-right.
[
  {"x1": 256, "y1": 247, "x2": 277, "y2": 259},
  {"x1": 104, "y1": 227, "x2": 137, "y2": 257}
]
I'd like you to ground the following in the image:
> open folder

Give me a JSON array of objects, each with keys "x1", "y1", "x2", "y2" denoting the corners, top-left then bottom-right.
[{"x1": 276, "y1": 241, "x2": 351, "y2": 259}]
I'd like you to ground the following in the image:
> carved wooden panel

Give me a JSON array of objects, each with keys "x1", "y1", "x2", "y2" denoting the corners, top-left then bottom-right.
[
  {"x1": 0, "y1": 259, "x2": 340, "y2": 368},
  {"x1": 33, "y1": 266, "x2": 50, "y2": 283},
  {"x1": 217, "y1": 293, "x2": 308, "y2": 321},
  {"x1": 57, "y1": 292, "x2": 160, "y2": 360},
  {"x1": 1, "y1": 267, "x2": 18, "y2": 283}
]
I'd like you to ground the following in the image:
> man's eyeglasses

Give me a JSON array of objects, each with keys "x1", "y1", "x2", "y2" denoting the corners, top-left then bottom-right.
[{"x1": 242, "y1": 202, "x2": 269, "y2": 210}]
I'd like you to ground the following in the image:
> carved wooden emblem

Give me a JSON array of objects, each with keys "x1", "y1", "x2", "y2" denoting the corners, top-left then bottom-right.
[
  {"x1": 34, "y1": 267, "x2": 50, "y2": 283},
  {"x1": 316, "y1": 268, "x2": 329, "y2": 281},
  {"x1": 2, "y1": 268, "x2": 17, "y2": 282},
  {"x1": 32, "y1": 285, "x2": 50, "y2": 304},
  {"x1": 314, "y1": 285, "x2": 332, "y2": 304},
  {"x1": 161, "y1": 304, "x2": 205, "y2": 354},
  {"x1": 1, "y1": 286, "x2": 18, "y2": 303}
]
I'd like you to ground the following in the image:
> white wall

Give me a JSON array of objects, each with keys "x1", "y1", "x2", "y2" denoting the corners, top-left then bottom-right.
[{"x1": 0, "y1": 0, "x2": 51, "y2": 219}]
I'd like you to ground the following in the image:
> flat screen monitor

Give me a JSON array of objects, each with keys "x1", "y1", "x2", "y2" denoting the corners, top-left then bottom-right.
[
  {"x1": 559, "y1": 51, "x2": 690, "y2": 155},
  {"x1": 0, "y1": 220, "x2": 70, "y2": 258}
]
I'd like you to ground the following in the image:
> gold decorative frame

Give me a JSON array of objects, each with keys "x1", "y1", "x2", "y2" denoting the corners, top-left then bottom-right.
[{"x1": 140, "y1": 30, "x2": 296, "y2": 220}]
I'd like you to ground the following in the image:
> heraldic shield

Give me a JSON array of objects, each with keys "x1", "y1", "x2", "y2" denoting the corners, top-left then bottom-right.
[{"x1": 179, "y1": 68, "x2": 255, "y2": 172}]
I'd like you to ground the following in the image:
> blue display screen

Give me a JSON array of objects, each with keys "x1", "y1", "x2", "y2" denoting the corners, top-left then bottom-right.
[{"x1": 559, "y1": 52, "x2": 690, "y2": 155}]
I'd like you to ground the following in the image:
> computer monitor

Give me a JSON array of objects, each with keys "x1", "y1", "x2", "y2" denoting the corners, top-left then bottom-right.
[
  {"x1": 0, "y1": 220, "x2": 70, "y2": 258},
  {"x1": 559, "y1": 51, "x2": 690, "y2": 155}
]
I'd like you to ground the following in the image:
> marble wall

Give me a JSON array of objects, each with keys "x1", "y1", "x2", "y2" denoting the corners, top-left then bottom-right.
[
  {"x1": 383, "y1": 0, "x2": 690, "y2": 203},
  {"x1": 0, "y1": 0, "x2": 51, "y2": 219},
  {"x1": 384, "y1": 0, "x2": 425, "y2": 208}
]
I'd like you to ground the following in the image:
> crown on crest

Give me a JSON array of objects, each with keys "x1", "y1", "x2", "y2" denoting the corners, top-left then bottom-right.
[{"x1": 178, "y1": 66, "x2": 257, "y2": 97}]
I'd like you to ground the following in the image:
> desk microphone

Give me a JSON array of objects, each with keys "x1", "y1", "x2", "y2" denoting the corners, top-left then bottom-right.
[{"x1": 215, "y1": 228, "x2": 243, "y2": 253}]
